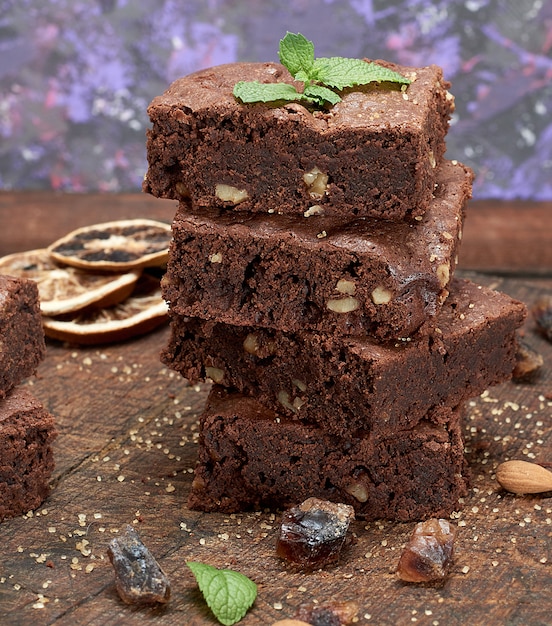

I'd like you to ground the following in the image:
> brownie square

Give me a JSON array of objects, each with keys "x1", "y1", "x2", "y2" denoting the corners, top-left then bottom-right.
[
  {"x1": 0, "y1": 387, "x2": 57, "y2": 521},
  {"x1": 0, "y1": 274, "x2": 46, "y2": 398},
  {"x1": 162, "y1": 279, "x2": 526, "y2": 437},
  {"x1": 163, "y1": 160, "x2": 472, "y2": 340},
  {"x1": 188, "y1": 386, "x2": 469, "y2": 522},
  {"x1": 144, "y1": 60, "x2": 454, "y2": 220}
]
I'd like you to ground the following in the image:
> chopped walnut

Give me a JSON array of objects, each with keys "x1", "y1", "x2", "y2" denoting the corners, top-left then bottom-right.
[
  {"x1": 303, "y1": 167, "x2": 329, "y2": 199},
  {"x1": 205, "y1": 366, "x2": 224, "y2": 383},
  {"x1": 215, "y1": 183, "x2": 249, "y2": 204},
  {"x1": 326, "y1": 296, "x2": 360, "y2": 313},
  {"x1": 371, "y1": 286, "x2": 392, "y2": 305}
]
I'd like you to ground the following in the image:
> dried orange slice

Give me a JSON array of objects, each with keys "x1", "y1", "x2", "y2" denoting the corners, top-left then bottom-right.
[
  {"x1": 42, "y1": 274, "x2": 168, "y2": 345},
  {"x1": 47, "y1": 219, "x2": 172, "y2": 271},
  {"x1": 0, "y1": 249, "x2": 140, "y2": 316}
]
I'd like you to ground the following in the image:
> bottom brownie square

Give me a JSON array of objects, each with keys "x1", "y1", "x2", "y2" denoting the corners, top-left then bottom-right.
[
  {"x1": 0, "y1": 387, "x2": 57, "y2": 521},
  {"x1": 188, "y1": 386, "x2": 469, "y2": 522}
]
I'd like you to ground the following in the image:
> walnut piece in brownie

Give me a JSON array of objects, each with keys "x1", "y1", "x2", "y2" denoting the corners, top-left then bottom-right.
[
  {"x1": 0, "y1": 274, "x2": 45, "y2": 398},
  {"x1": 188, "y1": 386, "x2": 469, "y2": 521},
  {"x1": 162, "y1": 279, "x2": 526, "y2": 438},
  {"x1": 0, "y1": 387, "x2": 57, "y2": 521},
  {"x1": 163, "y1": 160, "x2": 471, "y2": 340},
  {"x1": 144, "y1": 61, "x2": 454, "y2": 220}
]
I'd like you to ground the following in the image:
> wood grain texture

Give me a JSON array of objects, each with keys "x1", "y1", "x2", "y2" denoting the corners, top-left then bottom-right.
[{"x1": 0, "y1": 195, "x2": 551, "y2": 625}]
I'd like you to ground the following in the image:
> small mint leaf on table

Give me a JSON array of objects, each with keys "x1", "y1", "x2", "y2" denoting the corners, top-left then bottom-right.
[
  {"x1": 233, "y1": 81, "x2": 303, "y2": 103},
  {"x1": 311, "y1": 56, "x2": 411, "y2": 90},
  {"x1": 278, "y1": 32, "x2": 314, "y2": 78},
  {"x1": 186, "y1": 561, "x2": 257, "y2": 626}
]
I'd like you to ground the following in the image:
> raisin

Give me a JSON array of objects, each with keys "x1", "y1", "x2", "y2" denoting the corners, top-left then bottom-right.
[
  {"x1": 396, "y1": 518, "x2": 455, "y2": 583},
  {"x1": 107, "y1": 525, "x2": 171, "y2": 605},
  {"x1": 276, "y1": 497, "x2": 355, "y2": 569}
]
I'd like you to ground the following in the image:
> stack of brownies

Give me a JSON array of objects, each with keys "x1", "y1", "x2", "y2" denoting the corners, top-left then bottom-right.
[
  {"x1": 144, "y1": 60, "x2": 526, "y2": 521},
  {"x1": 0, "y1": 274, "x2": 57, "y2": 521}
]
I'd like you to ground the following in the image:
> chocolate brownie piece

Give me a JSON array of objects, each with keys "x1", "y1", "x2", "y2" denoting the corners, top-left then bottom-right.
[
  {"x1": 188, "y1": 386, "x2": 469, "y2": 521},
  {"x1": 0, "y1": 387, "x2": 57, "y2": 521},
  {"x1": 144, "y1": 61, "x2": 454, "y2": 220},
  {"x1": 163, "y1": 160, "x2": 471, "y2": 340},
  {"x1": 0, "y1": 274, "x2": 46, "y2": 398},
  {"x1": 162, "y1": 279, "x2": 526, "y2": 437}
]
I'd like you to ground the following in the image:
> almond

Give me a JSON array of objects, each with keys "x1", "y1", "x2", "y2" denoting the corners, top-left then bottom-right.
[{"x1": 495, "y1": 460, "x2": 552, "y2": 494}]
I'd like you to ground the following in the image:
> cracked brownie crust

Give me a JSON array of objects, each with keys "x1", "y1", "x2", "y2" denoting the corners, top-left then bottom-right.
[{"x1": 144, "y1": 60, "x2": 454, "y2": 220}]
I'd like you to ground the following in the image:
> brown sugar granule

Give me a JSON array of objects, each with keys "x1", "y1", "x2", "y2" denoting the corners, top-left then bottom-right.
[
  {"x1": 396, "y1": 518, "x2": 455, "y2": 583},
  {"x1": 107, "y1": 525, "x2": 170, "y2": 605},
  {"x1": 276, "y1": 498, "x2": 355, "y2": 570},
  {"x1": 294, "y1": 600, "x2": 359, "y2": 625},
  {"x1": 512, "y1": 340, "x2": 544, "y2": 383},
  {"x1": 532, "y1": 295, "x2": 552, "y2": 342}
]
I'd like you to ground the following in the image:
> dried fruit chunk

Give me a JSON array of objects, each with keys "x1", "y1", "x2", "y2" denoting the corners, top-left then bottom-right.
[
  {"x1": 0, "y1": 249, "x2": 140, "y2": 316},
  {"x1": 533, "y1": 295, "x2": 552, "y2": 342},
  {"x1": 48, "y1": 219, "x2": 171, "y2": 271},
  {"x1": 276, "y1": 497, "x2": 354, "y2": 569},
  {"x1": 396, "y1": 518, "x2": 455, "y2": 583},
  {"x1": 42, "y1": 274, "x2": 167, "y2": 345},
  {"x1": 295, "y1": 600, "x2": 359, "y2": 625},
  {"x1": 107, "y1": 525, "x2": 170, "y2": 605},
  {"x1": 512, "y1": 340, "x2": 543, "y2": 383}
]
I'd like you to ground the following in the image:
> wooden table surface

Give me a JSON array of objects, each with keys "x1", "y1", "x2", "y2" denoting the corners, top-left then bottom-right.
[{"x1": 0, "y1": 192, "x2": 551, "y2": 626}]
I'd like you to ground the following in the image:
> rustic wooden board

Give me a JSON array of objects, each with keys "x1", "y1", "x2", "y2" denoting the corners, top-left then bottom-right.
[
  {"x1": 0, "y1": 273, "x2": 549, "y2": 626},
  {"x1": 0, "y1": 194, "x2": 551, "y2": 625}
]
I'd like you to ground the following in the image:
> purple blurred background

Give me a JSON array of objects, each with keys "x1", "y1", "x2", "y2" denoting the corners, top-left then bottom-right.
[{"x1": 1, "y1": 0, "x2": 551, "y2": 199}]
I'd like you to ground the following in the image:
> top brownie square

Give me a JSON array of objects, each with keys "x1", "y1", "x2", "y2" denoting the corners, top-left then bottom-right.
[{"x1": 144, "y1": 61, "x2": 454, "y2": 220}]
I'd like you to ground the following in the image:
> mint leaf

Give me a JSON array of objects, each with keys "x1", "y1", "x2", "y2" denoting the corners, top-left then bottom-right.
[
  {"x1": 278, "y1": 32, "x2": 314, "y2": 78},
  {"x1": 233, "y1": 81, "x2": 303, "y2": 103},
  {"x1": 233, "y1": 32, "x2": 411, "y2": 108},
  {"x1": 186, "y1": 561, "x2": 257, "y2": 626},
  {"x1": 304, "y1": 83, "x2": 342, "y2": 106},
  {"x1": 312, "y1": 57, "x2": 411, "y2": 90}
]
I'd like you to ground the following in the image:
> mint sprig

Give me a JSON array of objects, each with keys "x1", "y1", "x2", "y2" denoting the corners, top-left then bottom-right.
[
  {"x1": 233, "y1": 32, "x2": 411, "y2": 108},
  {"x1": 186, "y1": 561, "x2": 257, "y2": 626}
]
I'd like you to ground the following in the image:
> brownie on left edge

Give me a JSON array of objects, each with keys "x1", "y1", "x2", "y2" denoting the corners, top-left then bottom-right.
[
  {"x1": 0, "y1": 274, "x2": 46, "y2": 398},
  {"x1": 0, "y1": 387, "x2": 57, "y2": 521},
  {"x1": 188, "y1": 386, "x2": 469, "y2": 522}
]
